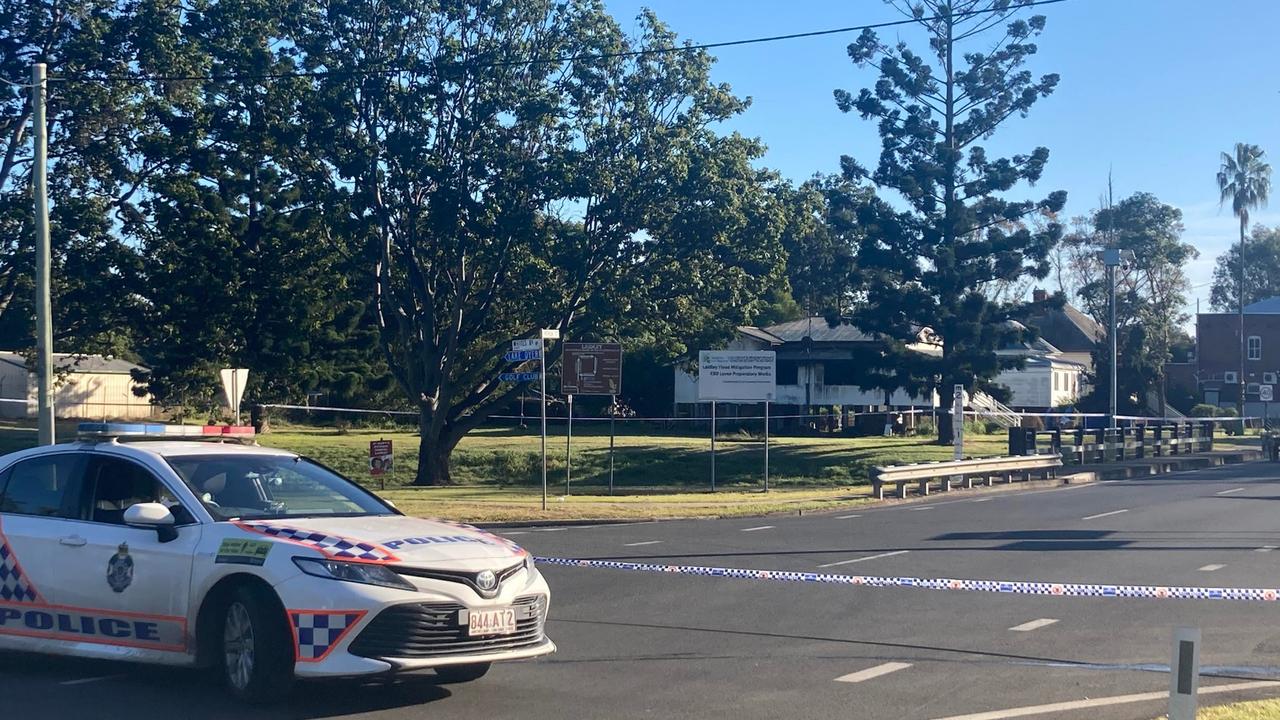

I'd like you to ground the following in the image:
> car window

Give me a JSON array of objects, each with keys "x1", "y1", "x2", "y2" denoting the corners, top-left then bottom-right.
[
  {"x1": 84, "y1": 457, "x2": 195, "y2": 526},
  {"x1": 166, "y1": 454, "x2": 395, "y2": 521},
  {"x1": 0, "y1": 454, "x2": 86, "y2": 519}
]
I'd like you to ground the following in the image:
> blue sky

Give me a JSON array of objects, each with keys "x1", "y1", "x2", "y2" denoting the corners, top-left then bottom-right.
[{"x1": 601, "y1": 0, "x2": 1280, "y2": 315}]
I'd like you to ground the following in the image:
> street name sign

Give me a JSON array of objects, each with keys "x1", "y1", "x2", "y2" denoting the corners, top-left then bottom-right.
[{"x1": 500, "y1": 372, "x2": 541, "y2": 383}]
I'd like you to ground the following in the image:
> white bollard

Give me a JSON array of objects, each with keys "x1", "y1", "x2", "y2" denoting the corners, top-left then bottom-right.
[{"x1": 1168, "y1": 627, "x2": 1200, "y2": 720}]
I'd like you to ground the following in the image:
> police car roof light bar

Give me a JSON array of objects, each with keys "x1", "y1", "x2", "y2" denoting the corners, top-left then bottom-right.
[{"x1": 76, "y1": 422, "x2": 256, "y2": 443}]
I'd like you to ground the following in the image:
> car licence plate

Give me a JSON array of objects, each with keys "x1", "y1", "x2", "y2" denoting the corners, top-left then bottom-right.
[{"x1": 466, "y1": 607, "x2": 517, "y2": 637}]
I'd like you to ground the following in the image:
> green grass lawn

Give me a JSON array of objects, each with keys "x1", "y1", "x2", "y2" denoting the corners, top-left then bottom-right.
[{"x1": 260, "y1": 424, "x2": 1011, "y2": 491}]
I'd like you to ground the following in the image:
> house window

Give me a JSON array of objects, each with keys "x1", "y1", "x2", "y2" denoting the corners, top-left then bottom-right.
[
  {"x1": 1248, "y1": 336, "x2": 1262, "y2": 361},
  {"x1": 1053, "y1": 372, "x2": 1060, "y2": 391},
  {"x1": 822, "y1": 360, "x2": 860, "y2": 386},
  {"x1": 776, "y1": 360, "x2": 799, "y2": 385}
]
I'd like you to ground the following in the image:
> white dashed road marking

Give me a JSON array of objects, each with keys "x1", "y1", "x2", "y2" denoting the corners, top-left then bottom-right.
[
  {"x1": 834, "y1": 662, "x2": 912, "y2": 683},
  {"x1": 818, "y1": 550, "x2": 910, "y2": 568},
  {"x1": 909, "y1": 506, "x2": 935, "y2": 512},
  {"x1": 740, "y1": 526, "x2": 774, "y2": 532},
  {"x1": 1008, "y1": 618, "x2": 1058, "y2": 632},
  {"x1": 623, "y1": 541, "x2": 663, "y2": 547},
  {"x1": 1257, "y1": 546, "x2": 1278, "y2": 553},
  {"x1": 504, "y1": 531, "x2": 528, "y2": 536},
  {"x1": 1081, "y1": 509, "x2": 1128, "y2": 521},
  {"x1": 1199, "y1": 564, "x2": 1226, "y2": 572},
  {"x1": 971, "y1": 498, "x2": 992, "y2": 503},
  {"x1": 926, "y1": 680, "x2": 1280, "y2": 720},
  {"x1": 1216, "y1": 487, "x2": 1245, "y2": 495},
  {"x1": 835, "y1": 514, "x2": 862, "y2": 519}
]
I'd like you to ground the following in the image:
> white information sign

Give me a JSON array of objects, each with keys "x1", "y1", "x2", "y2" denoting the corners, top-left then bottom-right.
[
  {"x1": 697, "y1": 351, "x2": 776, "y2": 401},
  {"x1": 1261, "y1": 384, "x2": 1274, "y2": 403},
  {"x1": 512, "y1": 338, "x2": 542, "y2": 352}
]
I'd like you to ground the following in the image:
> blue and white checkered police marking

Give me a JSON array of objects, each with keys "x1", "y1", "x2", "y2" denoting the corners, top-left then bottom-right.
[
  {"x1": 290, "y1": 611, "x2": 365, "y2": 662},
  {"x1": 237, "y1": 522, "x2": 400, "y2": 563},
  {"x1": 533, "y1": 557, "x2": 1280, "y2": 603},
  {"x1": 0, "y1": 537, "x2": 40, "y2": 603}
]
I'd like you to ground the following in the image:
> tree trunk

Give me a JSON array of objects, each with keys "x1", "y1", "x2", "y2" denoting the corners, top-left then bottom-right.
[
  {"x1": 938, "y1": 408, "x2": 955, "y2": 446},
  {"x1": 414, "y1": 411, "x2": 462, "y2": 486}
]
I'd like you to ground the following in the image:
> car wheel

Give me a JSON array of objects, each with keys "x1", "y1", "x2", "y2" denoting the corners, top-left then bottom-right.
[
  {"x1": 220, "y1": 584, "x2": 294, "y2": 703},
  {"x1": 434, "y1": 662, "x2": 491, "y2": 683}
]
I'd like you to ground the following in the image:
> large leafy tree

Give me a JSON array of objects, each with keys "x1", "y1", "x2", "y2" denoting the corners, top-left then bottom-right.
[
  {"x1": 0, "y1": 0, "x2": 152, "y2": 353},
  {"x1": 296, "y1": 1, "x2": 785, "y2": 484},
  {"x1": 1216, "y1": 142, "x2": 1271, "y2": 417},
  {"x1": 776, "y1": 176, "x2": 873, "y2": 319},
  {"x1": 1211, "y1": 225, "x2": 1280, "y2": 311},
  {"x1": 1067, "y1": 192, "x2": 1195, "y2": 414},
  {"x1": 124, "y1": 0, "x2": 381, "y2": 412},
  {"x1": 836, "y1": 0, "x2": 1065, "y2": 442}
]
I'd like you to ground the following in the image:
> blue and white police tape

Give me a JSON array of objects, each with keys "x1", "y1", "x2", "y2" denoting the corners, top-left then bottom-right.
[{"x1": 533, "y1": 556, "x2": 1280, "y2": 602}]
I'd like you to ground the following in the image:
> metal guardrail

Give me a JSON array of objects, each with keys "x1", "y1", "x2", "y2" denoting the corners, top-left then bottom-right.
[
  {"x1": 1009, "y1": 421, "x2": 1215, "y2": 465},
  {"x1": 871, "y1": 454, "x2": 1063, "y2": 500}
]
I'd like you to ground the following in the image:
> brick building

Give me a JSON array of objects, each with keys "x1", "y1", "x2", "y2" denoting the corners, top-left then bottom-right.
[{"x1": 1196, "y1": 296, "x2": 1280, "y2": 416}]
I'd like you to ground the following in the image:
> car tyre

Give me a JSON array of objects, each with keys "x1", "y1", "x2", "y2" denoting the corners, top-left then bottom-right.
[
  {"x1": 219, "y1": 584, "x2": 295, "y2": 703},
  {"x1": 433, "y1": 662, "x2": 491, "y2": 683}
]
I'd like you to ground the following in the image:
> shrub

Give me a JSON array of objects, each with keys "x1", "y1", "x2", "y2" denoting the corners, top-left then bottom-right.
[{"x1": 1190, "y1": 404, "x2": 1222, "y2": 418}]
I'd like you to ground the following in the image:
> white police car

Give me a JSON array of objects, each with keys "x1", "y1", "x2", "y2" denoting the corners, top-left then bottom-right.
[{"x1": 0, "y1": 423, "x2": 553, "y2": 702}]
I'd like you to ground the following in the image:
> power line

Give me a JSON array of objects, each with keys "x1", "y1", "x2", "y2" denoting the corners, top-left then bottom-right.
[{"x1": 37, "y1": 0, "x2": 1065, "y2": 85}]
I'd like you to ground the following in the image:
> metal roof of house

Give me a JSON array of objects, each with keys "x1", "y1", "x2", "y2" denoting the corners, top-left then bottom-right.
[
  {"x1": 757, "y1": 317, "x2": 877, "y2": 343},
  {"x1": 1244, "y1": 296, "x2": 1280, "y2": 313},
  {"x1": 0, "y1": 352, "x2": 147, "y2": 375},
  {"x1": 1000, "y1": 321, "x2": 1063, "y2": 355},
  {"x1": 1024, "y1": 304, "x2": 1104, "y2": 352},
  {"x1": 736, "y1": 326, "x2": 785, "y2": 345}
]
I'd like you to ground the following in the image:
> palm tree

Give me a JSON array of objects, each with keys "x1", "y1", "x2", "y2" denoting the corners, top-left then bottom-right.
[{"x1": 1217, "y1": 142, "x2": 1272, "y2": 420}]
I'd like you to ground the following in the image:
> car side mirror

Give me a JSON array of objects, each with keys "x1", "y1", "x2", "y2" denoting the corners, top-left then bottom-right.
[{"x1": 124, "y1": 503, "x2": 178, "y2": 543}]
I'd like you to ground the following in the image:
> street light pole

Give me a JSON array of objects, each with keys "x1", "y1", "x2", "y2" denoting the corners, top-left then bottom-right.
[
  {"x1": 1108, "y1": 260, "x2": 1117, "y2": 428},
  {"x1": 1100, "y1": 248, "x2": 1135, "y2": 429},
  {"x1": 32, "y1": 63, "x2": 54, "y2": 445}
]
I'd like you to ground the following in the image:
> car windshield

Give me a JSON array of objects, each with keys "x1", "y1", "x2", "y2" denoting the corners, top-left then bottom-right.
[{"x1": 165, "y1": 454, "x2": 395, "y2": 521}]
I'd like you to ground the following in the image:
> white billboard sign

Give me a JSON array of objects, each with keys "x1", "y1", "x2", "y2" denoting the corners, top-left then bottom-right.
[{"x1": 698, "y1": 350, "x2": 776, "y2": 401}]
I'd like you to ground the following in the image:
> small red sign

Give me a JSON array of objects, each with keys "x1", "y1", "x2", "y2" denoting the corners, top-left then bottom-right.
[{"x1": 369, "y1": 440, "x2": 393, "y2": 476}]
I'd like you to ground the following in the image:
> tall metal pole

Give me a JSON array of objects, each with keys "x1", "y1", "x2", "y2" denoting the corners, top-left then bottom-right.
[
  {"x1": 1109, "y1": 263, "x2": 1118, "y2": 429},
  {"x1": 1240, "y1": 220, "x2": 1247, "y2": 426},
  {"x1": 32, "y1": 63, "x2": 54, "y2": 445},
  {"x1": 608, "y1": 395, "x2": 616, "y2": 496},
  {"x1": 763, "y1": 399, "x2": 770, "y2": 492},
  {"x1": 710, "y1": 400, "x2": 716, "y2": 492},
  {"x1": 540, "y1": 337, "x2": 548, "y2": 511},
  {"x1": 564, "y1": 393, "x2": 572, "y2": 497}
]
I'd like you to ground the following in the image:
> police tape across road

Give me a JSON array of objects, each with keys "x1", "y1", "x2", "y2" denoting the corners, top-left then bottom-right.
[{"x1": 534, "y1": 556, "x2": 1280, "y2": 602}]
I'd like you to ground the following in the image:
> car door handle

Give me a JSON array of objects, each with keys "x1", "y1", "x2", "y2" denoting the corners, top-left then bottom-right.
[{"x1": 58, "y1": 535, "x2": 86, "y2": 547}]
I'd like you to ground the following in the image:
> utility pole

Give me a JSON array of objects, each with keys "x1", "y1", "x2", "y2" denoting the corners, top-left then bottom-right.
[
  {"x1": 1100, "y1": 248, "x2": 1134, "y2": 429},
  {"x1": 32, "y1": 63, "x2": 54, "y2": 445}
]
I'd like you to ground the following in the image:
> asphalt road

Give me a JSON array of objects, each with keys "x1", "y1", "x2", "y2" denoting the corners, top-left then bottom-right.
[{"x1": 7, "y1": 460, "x2": 1280, "y2": 719}]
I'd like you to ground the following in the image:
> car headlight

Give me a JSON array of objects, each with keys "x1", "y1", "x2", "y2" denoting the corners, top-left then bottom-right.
[{"x1": 292, "y1": 557, "x2": 415, "y2": 591}]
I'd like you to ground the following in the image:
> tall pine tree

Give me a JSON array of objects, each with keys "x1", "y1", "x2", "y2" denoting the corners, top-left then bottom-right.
[{"x1": 836, "y1": 0, "x2": 1065, "y2": 442}]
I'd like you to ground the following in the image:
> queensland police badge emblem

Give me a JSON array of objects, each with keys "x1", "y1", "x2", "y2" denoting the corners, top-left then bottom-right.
[{"x1": 107, "y1": 543, "x2": 134, "y2": 593}]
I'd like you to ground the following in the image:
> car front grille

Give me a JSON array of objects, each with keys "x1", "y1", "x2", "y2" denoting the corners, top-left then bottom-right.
[{"x1": 348, "y1": 595, "x2": 546, "y2": 660}]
